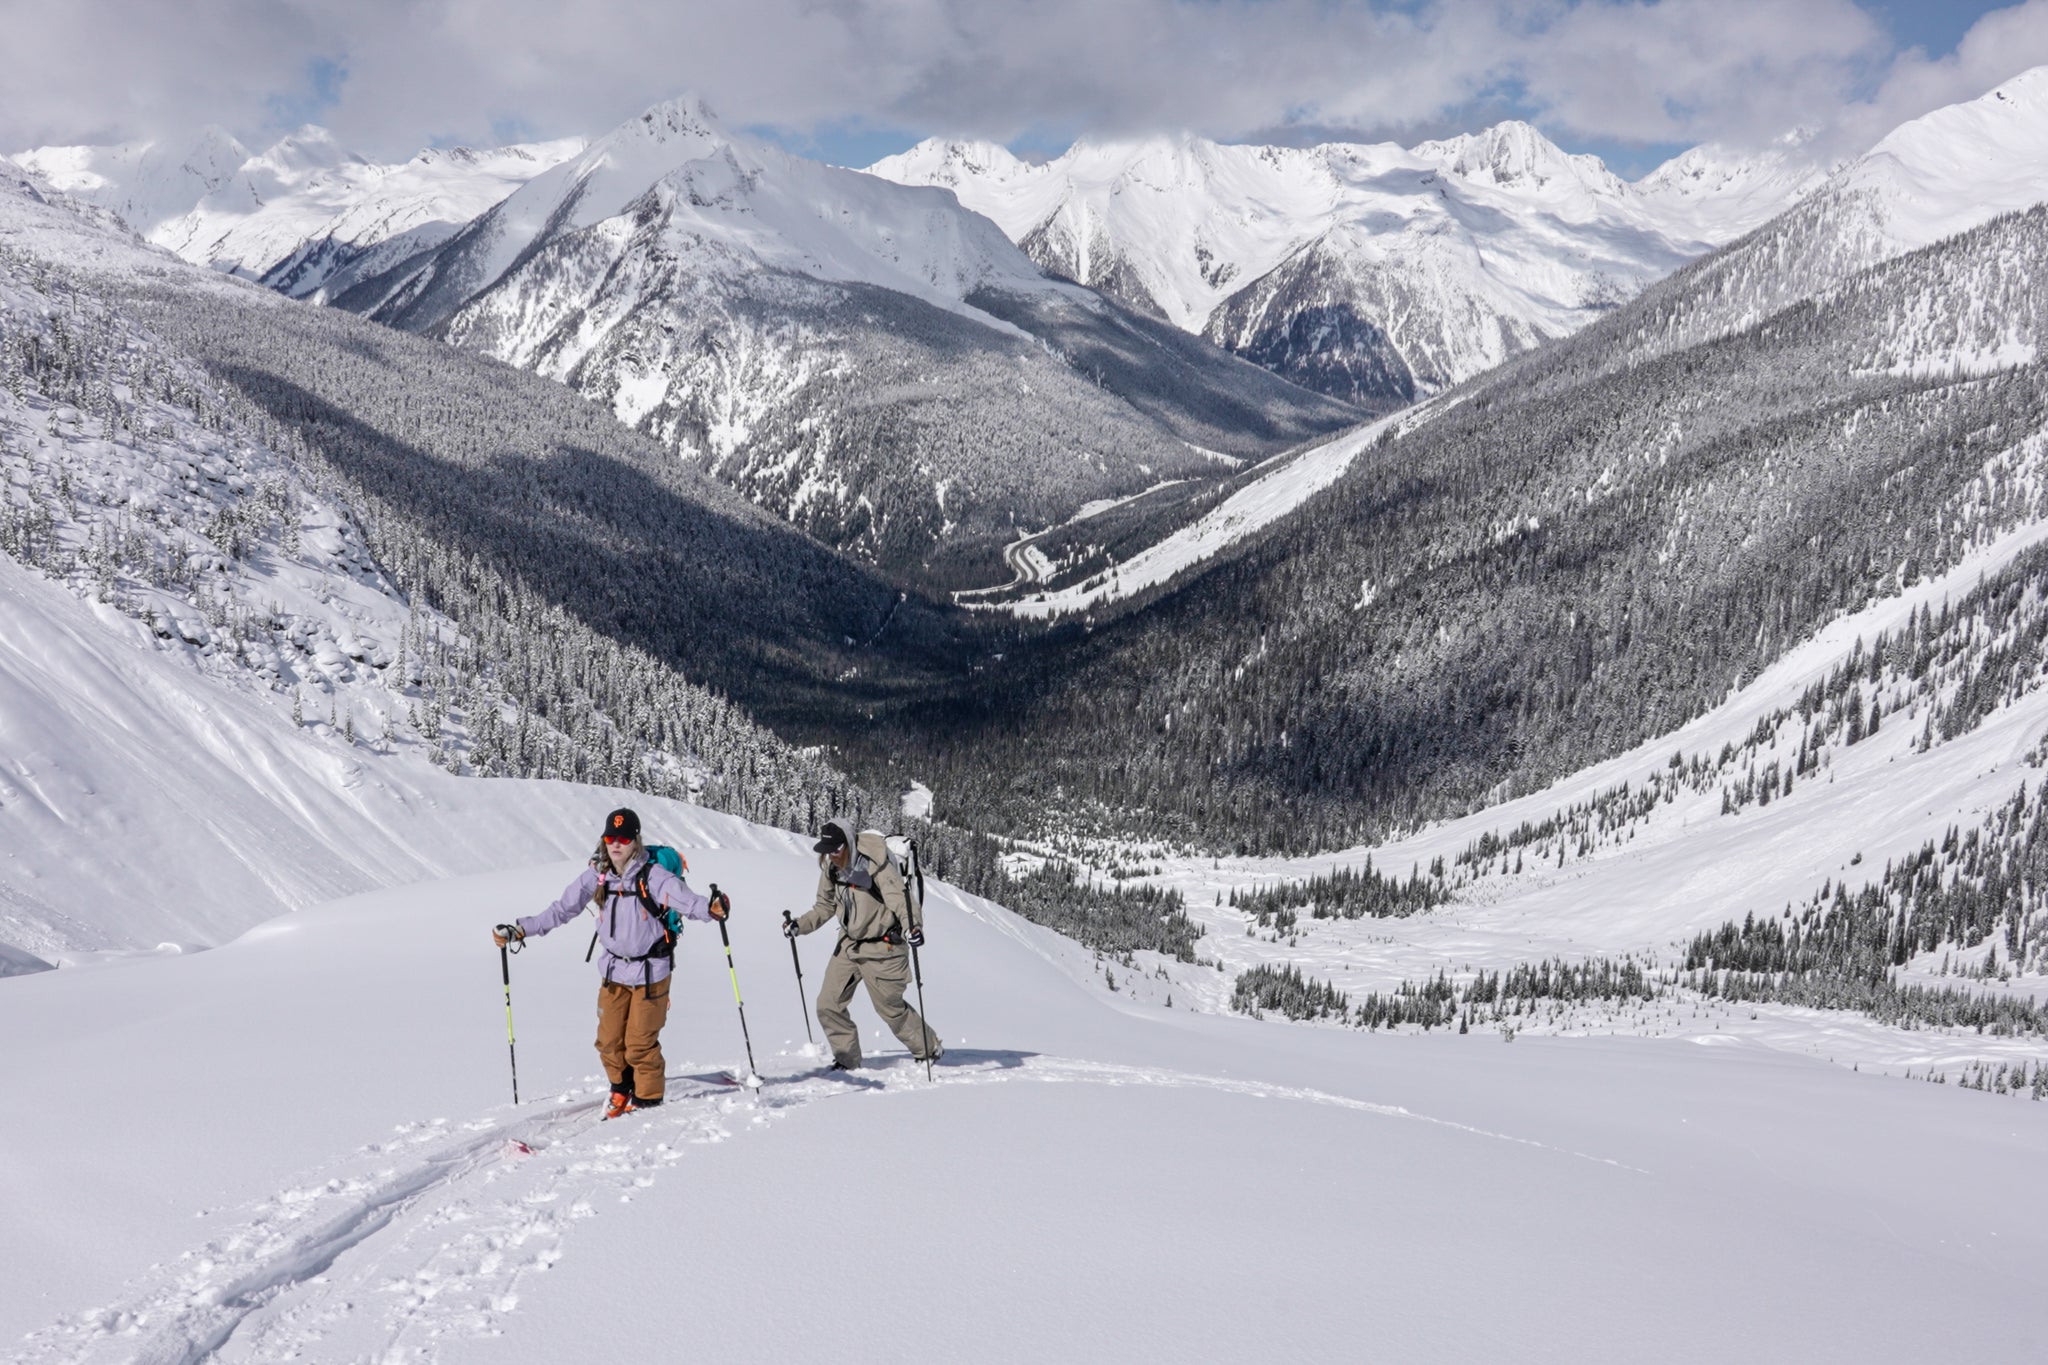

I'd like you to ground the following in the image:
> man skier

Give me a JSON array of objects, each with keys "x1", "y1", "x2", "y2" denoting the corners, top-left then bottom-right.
[
  {"x1": 784, "y1": 818, "x2": 941, "y2": 1070},
  {"x1": 494, "y1": 808, "x2": 722, "y2": 1117}
]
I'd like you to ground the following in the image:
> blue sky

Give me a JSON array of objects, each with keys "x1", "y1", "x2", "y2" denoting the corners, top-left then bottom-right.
[
  {"x1": 1869, "y1": 0, "x2": 2013, "y2": 56},
  {"x1": 6, "y1": 1, "x2": 2048, "y2": 178},
  {"x1": 750, "y1": 1, "x2": 2035, "y2": 177}
]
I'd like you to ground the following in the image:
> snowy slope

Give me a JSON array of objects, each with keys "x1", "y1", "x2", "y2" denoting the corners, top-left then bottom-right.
[
  {"x1": 146, "y1": 127, "x2": 389, "y2": 277},
  {"x1": 3, "y1": 831, "x2": 2045, "y2": 1361},
  {"x1": 0, "y1": 211, "x2": 2042, "y2": 1355},
  {"x1": 9, "y1": 129, "x2": 251, "y2": 240},
  {"x1": 0, "y1": 170, "x2": 853, "y2": 963},
  {"x1": 4, "y1": 326, "x2": 2046, "y2": 1355},
  {"x1": 9, "y1": 127, "x2": 582, "y2": 288},
  {"x1": 1632, "y1": 130, "x2": 1834, "y2": 241},
  {"x1": 1634, "y1": 66, "x2": 2048, "y2": 358},
  {"x1": 979, "y1": 403, "x2": 1426, "y2": 618},
  {"x1": 870, "y1": 122, "x2": 1824, "y2": 401},
  {"x1": 1836, "y1": 65, "x2": 2048, "y2": 256},
  {"x1": 0, "y1": 550, "x2": 794, "y2": 962},
  {"x1": 256, "y1": 139, "x2": 586, "y2": 299},
  {"x1": 354, "y1": 96, "x2": 1054, "y2": 338},
  {"x1": 1116, "y1": 503, "x2": 2048, "y2": 1067}
]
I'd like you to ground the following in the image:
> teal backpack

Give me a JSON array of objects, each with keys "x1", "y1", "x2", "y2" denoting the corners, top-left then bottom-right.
[
  {"x1": 638, "y1": 845, "x2": 687, "y2": 939},
  {"x1": 586, "y1": 843, "x2": 690, "y2": 962}
]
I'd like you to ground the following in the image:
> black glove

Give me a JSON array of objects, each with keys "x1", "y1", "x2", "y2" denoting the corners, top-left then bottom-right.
[
  {"x1": 782, "y1": 915, "x2": 799, "y2": 938},
  {"x1": 906, "y1": 928, "x2": 925, "y2": 949}
]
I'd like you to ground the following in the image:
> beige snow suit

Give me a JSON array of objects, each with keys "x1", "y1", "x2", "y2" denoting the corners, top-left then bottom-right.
[{"x1": 791, "y1": 824, "x2": 940, "y2": 1067}]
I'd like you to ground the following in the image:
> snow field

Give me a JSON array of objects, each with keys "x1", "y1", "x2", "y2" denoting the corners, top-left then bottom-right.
[
  {"x1": 6, "y1": 850, "x2": 2048, "y2": 1362},
  {"x1": 989, "y1": 404, "x2": 1418, "y2": 620}
]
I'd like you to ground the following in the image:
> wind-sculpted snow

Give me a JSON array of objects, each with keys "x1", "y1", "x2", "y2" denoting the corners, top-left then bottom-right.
[{"x1": 14, "y1": 1049, "x2": 1669, "y2": 1365}]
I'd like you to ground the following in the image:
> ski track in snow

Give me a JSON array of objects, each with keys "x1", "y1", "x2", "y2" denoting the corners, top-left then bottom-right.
[{"x1": 10, "y1": 1053, "x2": 1633, "y2": 1365}]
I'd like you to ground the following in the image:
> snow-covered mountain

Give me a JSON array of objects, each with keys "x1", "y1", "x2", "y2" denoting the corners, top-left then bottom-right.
[
  {"x1": 345, "y1": 96, "x2": 1056, "y2": 334},
  {"x1": 4, "y1": 219, "x2": 2047, "y2": 1356},
  {"x1": 322, "y1": 96, "x2": 1354, "y2": 586},
  {"x1": 0, "y1": 160, "x2": 909, "y2": 959},
  {"x1": 9, "y1": 126, "x2": 251, "y2": 240},
  {"x1": 247, "y1": 138, "x2": 588, "y2": 299},
  {"x1": 1631, "y1": 66, "x2": 2048, "y2": 361},
  {"x1": 8, "y1": 126, "x2": 583, "y2": 290},
  {"x1": 869, "y1": 122, "x2": 1827, "y2": 402},
  {"x1": 4, "y1": 113, "x2": 2048, "y2": 1361}
]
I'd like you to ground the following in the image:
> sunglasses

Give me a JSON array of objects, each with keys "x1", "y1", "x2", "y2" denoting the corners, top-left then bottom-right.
[{"x1": 602, "y1": 833, "x2": 634, "y2": 845}]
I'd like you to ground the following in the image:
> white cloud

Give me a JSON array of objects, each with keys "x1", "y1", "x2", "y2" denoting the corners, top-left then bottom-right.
[
  {"x1": 1834, "y1": 0, "x2": 2048, "y2": 154},
  {"x1": 1, "y1": 0, "x2": 2045, "y2": 168}
]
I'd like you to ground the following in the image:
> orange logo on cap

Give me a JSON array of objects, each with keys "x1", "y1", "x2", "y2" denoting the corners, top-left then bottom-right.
[{"x1": 613, "y1": 815, "x2": 624, "y2": 828}]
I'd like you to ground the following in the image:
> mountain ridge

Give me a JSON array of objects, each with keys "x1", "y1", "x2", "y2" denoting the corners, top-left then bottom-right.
[{"x1": 868, "y1": 119, "x2": 1830, "y2": 402}]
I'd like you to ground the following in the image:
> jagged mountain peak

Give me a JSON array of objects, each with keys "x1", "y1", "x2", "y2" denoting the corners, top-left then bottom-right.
[
  {"x1": 249, "y1": 125, "x2": 367, "y2": 173},
  {"x1": 1413, "y1": 119, "x2": 1621, "y2": 194},
  {"x1": 532, "y1": 93, "x2": 743, "y2": 224},
  {"x1": 869, "y1": 137, "x2": 1029, "y2": 188},
  {"x1": 178, "y1": 125, "x2": 253, "y2": 182},
  {"x1": 610, "y1": 92, "x2": 732, "y2": 155},
  {"x1": 870, "y1": 117, "x2": 1763, "y2": 397}
]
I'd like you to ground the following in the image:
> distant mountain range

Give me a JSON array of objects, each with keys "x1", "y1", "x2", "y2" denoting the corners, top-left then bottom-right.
[
  {"x1": 868, "y1": 123, "x2": 1827, "y2": 402},
  {"x1": 9, "y1": 102, "x2": 1835, "y2": 587},
  {"x1": 11, "y1": 127, "x2": 586, "y2": 293},
  {"x1": 882, "y1": 66, "x2": 2048, "y2": 851}
]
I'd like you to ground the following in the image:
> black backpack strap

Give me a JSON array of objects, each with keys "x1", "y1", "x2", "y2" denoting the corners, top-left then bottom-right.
[{"x1": 628, "y1": 862, "x2": 677, "y2": 957}]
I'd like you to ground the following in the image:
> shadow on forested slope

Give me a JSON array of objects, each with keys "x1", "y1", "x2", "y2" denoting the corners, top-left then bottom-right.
[
  {"x1": 126, "y1": 287, "x2": 998, "y2": 727},
  {"x1": 867, "y1": 206, "x2": 2048, "y2": 854}
]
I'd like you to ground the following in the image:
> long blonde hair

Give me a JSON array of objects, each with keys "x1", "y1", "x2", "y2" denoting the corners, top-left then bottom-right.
[{"x1": 590, "y1": 835, "x2": 647, "y2": 875}]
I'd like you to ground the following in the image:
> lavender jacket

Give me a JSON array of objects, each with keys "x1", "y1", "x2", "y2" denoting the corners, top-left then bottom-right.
[{"x1": 517, "y1": 855, "x2": 711, "y2": 987}]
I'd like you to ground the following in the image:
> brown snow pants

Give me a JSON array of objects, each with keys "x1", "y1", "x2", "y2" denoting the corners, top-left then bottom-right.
[
  {"x1": 816, "y1": 943, "x2": 940, "y2": 1067},
  {"x1": 596, "y1": 977, "x2": 670, "y2": 1099}
]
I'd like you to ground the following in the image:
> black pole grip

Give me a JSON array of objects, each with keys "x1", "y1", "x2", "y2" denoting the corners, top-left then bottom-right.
[{"x1": 783, "y1": 910, "x2": 814, "y2": 1045}]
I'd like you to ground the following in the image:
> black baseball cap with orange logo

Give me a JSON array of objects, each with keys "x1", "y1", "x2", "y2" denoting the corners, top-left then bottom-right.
[{"x1": 602, "y1": 808, "x2": 641, "y2": 843}]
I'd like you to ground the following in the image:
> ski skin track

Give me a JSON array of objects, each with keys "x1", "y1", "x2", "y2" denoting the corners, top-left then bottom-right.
[{"x1": 10, "y1": 1053, "x2": 1634, "y2": 1365}]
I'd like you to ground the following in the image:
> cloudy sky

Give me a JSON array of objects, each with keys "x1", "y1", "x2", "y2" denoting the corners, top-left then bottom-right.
[{"x1": 2, "y1": 0, "x2": 2044, "y2": 175}]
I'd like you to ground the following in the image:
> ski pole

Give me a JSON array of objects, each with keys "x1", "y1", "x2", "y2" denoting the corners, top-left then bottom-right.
[
  {"x1": 494, "y1": 929, "x2": 522, "y2": 1104},
  {"x1": 783, "y1": 910, "x2": 815, "y2": 1046},
  {"x1": 909, "y1": 939, "x2": 934, "y2": 1083},
  {"x1": 907, "y1": 842, "x2": 935, "y2": 1082},
  {"x1": 711, "y1": 885, "x2": 762, "y2": 1088}
]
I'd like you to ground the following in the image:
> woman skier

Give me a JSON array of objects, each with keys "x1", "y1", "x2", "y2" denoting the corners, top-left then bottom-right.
[{"x1": 494, "y1": 807, "x2": 723, "y2": 1117}]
